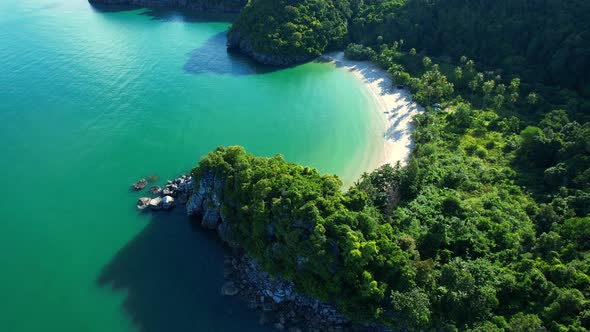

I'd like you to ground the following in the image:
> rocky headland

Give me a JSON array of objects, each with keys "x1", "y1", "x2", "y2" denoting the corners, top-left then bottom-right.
[{"x1": 133, "y1": 171, "x2": 391, "y2": 332}]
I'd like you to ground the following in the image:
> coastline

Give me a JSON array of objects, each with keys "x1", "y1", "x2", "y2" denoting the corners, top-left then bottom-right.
[
  {"x1": 130, "y1": 51, "x2": 423, "y2": 331},
  {"x1": 134, "y1": 173, "x2": 390, "y2": 331},
  {"x1": 320, "y1": 52, "x2": 423, "y2": 175}
]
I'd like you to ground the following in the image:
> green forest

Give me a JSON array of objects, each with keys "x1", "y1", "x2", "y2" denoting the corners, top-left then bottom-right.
[
  {"x1": 190, "y1": 0, "x2": 590, "y2": 331},
  {"x1": 231, "y1": 0, "x2": 590, "y2": 98}
]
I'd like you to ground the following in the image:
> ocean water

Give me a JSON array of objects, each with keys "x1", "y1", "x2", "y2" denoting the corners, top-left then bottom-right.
[{"x1": 0, "y1": 1, "x2": 383, "y2": 331}]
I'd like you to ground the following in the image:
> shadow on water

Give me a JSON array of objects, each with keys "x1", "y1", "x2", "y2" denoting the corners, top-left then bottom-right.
[
  {"x1": 183, "y1": 33, "x2": 279, "y2": 76},
  {"x1": 89, "y1": 3, "x2": 281, "y2": 76},
  {"x1": 138, "y1": 8, "x2": 237, "y2": 23},
  {"x1": 97, "y1": 208, "x2": 273, "y2": 332},
  {"x1": 89, "y1": 4, "x2": 237, "y2": 23}
]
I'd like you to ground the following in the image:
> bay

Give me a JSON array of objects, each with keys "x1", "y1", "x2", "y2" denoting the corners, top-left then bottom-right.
[{"x1": 0, "y1": 1, "x2": 382, "y2": 331}]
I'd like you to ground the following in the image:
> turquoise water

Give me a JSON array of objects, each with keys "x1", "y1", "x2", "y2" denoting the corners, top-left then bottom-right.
[{"x1": 0, "y1": 1, "x2": 382, "y2": 331}]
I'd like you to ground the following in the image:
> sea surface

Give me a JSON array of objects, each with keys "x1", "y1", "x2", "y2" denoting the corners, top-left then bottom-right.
[{"x1": 0, "y1": 1, "x2": 383, "y2": 331}]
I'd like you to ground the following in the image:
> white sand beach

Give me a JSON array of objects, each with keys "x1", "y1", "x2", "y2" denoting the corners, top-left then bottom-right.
[{"x1": 321, "y1": 52, "x2": 424, "y2": 174}]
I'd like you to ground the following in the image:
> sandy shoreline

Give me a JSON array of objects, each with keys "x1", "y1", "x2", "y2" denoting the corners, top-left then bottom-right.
[{"x1": 320, "y1": 52, "x2": 423, "y2": 174}]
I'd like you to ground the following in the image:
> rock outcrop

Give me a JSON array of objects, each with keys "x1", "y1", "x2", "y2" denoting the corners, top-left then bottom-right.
[
  {"x1": 149, "y1": 185, "x2": 161, "y2": 195},
  {"x1": 132, "y1": 169, "x2": 389, "y2": 331},
  {"x1": 148, "y1": 196, "x2": 162, "y2": 210},
  {"x1": 162, "y1": 195, "x2": 175, "y2": 209},
  {"x1": 223, "y1": 254, "x2": 367, "y2": 331},
  {"x1": 132, "y1": 178, "x2": 148, "y2": 191},
  {"x1": 220, "y1": 281, "x2": 239, "y2": 296},
  {"x1": 184, "y1": 171, "x2": 390, "y2": 331},
  {"x1": 135, "y1": 174, "x2": 194, "y2": 211},
  {"x1": 137, "y1": 197, "x2": 150, "y2": 210}
]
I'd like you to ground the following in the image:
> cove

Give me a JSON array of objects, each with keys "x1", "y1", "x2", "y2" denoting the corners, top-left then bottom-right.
[{"x1": 0, "y1": 1, "x2": 385, "y2": 331}]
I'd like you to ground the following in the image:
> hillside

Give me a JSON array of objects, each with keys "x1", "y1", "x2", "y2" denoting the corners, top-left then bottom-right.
[
  {"x1": 228, "y1": 0, "x2": 590, "y2": 99},
  {"x1": 218, "y1": 1, "x2": 590, "y2": 330},
  {"x1": 227, "y1": 0, "x2": 349, "y2": 65}
]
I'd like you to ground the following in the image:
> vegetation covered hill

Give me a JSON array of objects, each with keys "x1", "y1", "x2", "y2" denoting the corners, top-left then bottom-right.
[
  {"x1": 349, "y1": 0, "x2": 590, "y2": 96},
  {"x1": 228, "y1": 0, "x2": 348, "y2": 61},
  {"x1": 196, "y1": 0, "x2": 590, "y2": 330},
  {"x1": 195, "y1": 140, "x2": 588, "y2": 331},
  {"x1": 142, "y1": 0, "x2": 590, "y2": 330},
  {"x1": 229, "y1": 0, "x2": 590, "y2": 98}
]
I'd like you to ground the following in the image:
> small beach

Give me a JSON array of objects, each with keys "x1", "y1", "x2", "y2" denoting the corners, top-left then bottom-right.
[{"x1": 321, "y1": 52, "x2": 424, "y2": 173}]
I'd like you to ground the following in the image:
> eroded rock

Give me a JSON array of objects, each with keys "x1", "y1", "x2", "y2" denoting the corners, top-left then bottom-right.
[
  {"x1": 148, "y1": 197, "x2": 162, "y2": 210},
  {"x1": 137, "y1": 197, "x2": 150, "y2": 210},
  {"x1": 149, "y1": 186, "x2": 161, "y2": 195},
  {"x1": 162, "y1": 195, "x2": 175, "y2": 210},
  {"x1": 132, "y1": 179, "x2": 148, "y2": 191}
]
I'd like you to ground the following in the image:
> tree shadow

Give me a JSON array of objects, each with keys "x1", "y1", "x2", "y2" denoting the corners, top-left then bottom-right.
[
  {"x1": 97, "y1": 207, "x2": 273, "y2": 332},
  {"x1": 183, "y1": 33, "x2": 279, "y2": 76},
  {"x1": 89, "y1": 4, "x2": 280, "y2": 76},
  {"x1": 138, "y1": 8, "x2": 237, "y2": 23},
  {"x1": 88, "y1": 4, "x2": 238, "y2": 23},
  {"x1": 317, "y1": 56, "x2": 392, "y2": 95}
]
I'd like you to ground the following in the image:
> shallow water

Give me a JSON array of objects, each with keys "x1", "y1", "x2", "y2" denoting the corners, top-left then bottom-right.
[{"x1": 0, "y1": 1, "x2": 383, "y2": 331}]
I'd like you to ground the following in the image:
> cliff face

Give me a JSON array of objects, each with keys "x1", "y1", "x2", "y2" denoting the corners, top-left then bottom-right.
[
  {"x1": 88, "y1": 0, "x2": 247, "y2": 14},
  {"x1": 184, "y1": 170, "x2": 371, "y2": 331},
  {"x1": 186, "y1": 169, "x2": 236, "y2": 245}
]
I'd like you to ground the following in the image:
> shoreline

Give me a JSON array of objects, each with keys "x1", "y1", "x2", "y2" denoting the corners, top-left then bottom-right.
[
  {"x1": 135, "y1": 173, "x2": 390, "y2": 331},
  {"x1": 131, "y1": 53, "x2": 424, "y2": 331},
  {"x1": 319, "y1": 52, "x2": 423, "y2": 175}
]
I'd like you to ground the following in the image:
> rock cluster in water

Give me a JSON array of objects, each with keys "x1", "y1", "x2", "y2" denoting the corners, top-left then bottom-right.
[
  {"x1": 132, "y1": 178, "x2": 148, "y2": 191},
  {"x1": 135, "y1": 174, "x2": 193, "y2": 211}
]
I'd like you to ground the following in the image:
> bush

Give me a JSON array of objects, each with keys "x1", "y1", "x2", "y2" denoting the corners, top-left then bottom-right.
[{"x1": 344, "y1": 43, "x2": 375, "y2": 61}]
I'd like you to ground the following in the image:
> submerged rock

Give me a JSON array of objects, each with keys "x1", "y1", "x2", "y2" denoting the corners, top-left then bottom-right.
[
  {"x1": 221, "y1": 281, "x2": 239, "y2": 296},
  {"x1": 146, "y1": 175, "x2": 159, "y2": 183},
  {"x1": 132, "y1": 179, "x2": 148, "y2": 191},
  {"x1": 136, "y1": 197, "x2": 150, "y2": 210},
  {"x1": 149, "y1": 185, "x2": 162, "y2": 195}
]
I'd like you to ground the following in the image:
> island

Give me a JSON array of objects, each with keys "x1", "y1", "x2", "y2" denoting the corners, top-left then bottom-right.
[{"x1": 90, "y1": 0, "x2": 590, "y2": 330}]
